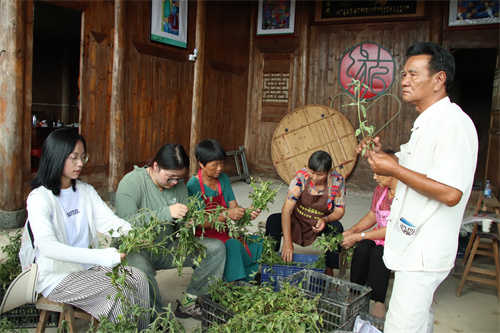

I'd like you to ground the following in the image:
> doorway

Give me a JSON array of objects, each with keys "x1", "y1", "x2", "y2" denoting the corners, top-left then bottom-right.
[
  {"x1": 31, "y1": 1, "x2": 82, "y2": 171},
  {"x1": 449, "y1": 48, "x2": 497, "y2": 185}
]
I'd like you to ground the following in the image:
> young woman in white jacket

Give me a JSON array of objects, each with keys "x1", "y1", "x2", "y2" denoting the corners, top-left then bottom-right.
[{"x1": 22, "y1": 128, "x2": 150, "y2": 329}]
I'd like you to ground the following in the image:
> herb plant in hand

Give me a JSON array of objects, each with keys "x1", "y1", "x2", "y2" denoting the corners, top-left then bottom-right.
[
  {"x1": 331, "y1": 78, "x2": 401, "y2": 156},
  {"x1": 226, "y1": 178, "x2": 282, "y2": 239}
]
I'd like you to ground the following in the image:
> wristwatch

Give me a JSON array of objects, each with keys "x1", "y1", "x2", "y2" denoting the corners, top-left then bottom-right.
[{"x1": 361, "y1": 232, "x2": 366, "y2": 240}]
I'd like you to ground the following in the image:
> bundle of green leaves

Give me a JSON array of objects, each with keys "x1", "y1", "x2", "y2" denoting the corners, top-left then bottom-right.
[
  {"x1": 225, "y1": 178, "x2": 282, "y2": 239},
  {"x1": 331, "y1": 77, "x2": 401, "y2": 156},
  {"x1": 202, "y1": 280, "x2": 324, "y2": 333},
  {"x1": 313, "y1": 230, "x2": 355, "y2": 265}
]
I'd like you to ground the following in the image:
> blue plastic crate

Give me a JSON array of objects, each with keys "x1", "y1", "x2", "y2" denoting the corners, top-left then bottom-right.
[{"x1": 261, "y1": 253, "x2": 324, "y2": 291}]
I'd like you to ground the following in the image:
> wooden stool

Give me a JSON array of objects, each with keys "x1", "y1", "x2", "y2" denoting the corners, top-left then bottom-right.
[
  {"x1": 35, "y1": 297, "x2": 98, "y2": 333},
  {"x1": 457, "y1": 193, "x2": 500, "y2": 301}
]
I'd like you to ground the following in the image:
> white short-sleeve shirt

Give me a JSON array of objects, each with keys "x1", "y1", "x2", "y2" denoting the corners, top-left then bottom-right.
[{"x1": 384, "y1": 97, "x2": 478, "y2": 272}]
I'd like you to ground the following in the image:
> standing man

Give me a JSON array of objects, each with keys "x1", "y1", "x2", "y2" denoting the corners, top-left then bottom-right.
[{"x1": 357, "y1": 42, "x2": 478, "y2": 332}]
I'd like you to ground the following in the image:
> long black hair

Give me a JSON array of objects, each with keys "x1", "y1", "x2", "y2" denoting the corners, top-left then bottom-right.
[
  {"x1": 195, "y1": 139, "x2": 226, "y2": 167},
  {"x1": 31, "y1": 128, "x2": 86, "y2": 196},
  {"x1": 149, "y1": 143, "x2": 190, "y2": 170}
]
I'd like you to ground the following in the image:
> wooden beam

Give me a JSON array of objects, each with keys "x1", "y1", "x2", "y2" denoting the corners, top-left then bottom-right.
[
  {"x1": 189, "y1": 0, "x2": 206, "y2": 175},
  {"x1": 41, "y1": 0, "x2": 90, "y2": 12},
  {"x1": 108, "y1": 0, "x2": 126, "y2": 199}
]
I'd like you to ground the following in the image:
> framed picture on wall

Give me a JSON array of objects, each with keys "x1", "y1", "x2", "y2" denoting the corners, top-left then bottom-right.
[
  {"x1": 447, "y1": 0, "x2": 499, "y2": 28},
  {"x1": 257, "y1": 0, "x2": 296, "y2": 36},
  {"x1": 150, "y1": 0, "x2": 188, "y2": 48},
  {"x1": 314, "y1": 0, "x2": 426, "y2": 23}
]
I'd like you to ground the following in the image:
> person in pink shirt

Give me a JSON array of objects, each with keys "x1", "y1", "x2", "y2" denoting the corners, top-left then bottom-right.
[{"x1": 341, "y1": 151, "x2": 398, "y2": 318}]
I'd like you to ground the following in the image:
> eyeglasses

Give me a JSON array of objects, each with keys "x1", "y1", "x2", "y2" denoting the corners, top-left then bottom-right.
[
  {"x1": 167, "y1": 177, "x2": 185, "y2": 184},
  {"x1": 68, "y1": 154, "x2": 89, "y2": 165}
]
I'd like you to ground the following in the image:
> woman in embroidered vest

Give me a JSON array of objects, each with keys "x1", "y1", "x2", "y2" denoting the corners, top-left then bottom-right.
[
  {"x1": 22, "y1": 128, "x2": 149, "y2": 329},
  {"x1": 265, "y1": 150, "x2": 345, "y2": 277},
  {"x1": 187, "y1": 139, "x2": 263, "y2": 284},
  {"x1": 341, "y1": 151, "x2": 398, "y2": 318}
]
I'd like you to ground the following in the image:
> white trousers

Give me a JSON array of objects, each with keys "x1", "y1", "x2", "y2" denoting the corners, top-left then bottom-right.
[{"x1": 384, "y1": 270, "x2": 449, "y2": 333}]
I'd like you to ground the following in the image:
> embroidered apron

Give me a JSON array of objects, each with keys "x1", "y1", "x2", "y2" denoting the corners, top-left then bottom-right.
[
  {"x1": 373, "y1": 187, "x2": 391, "y2": 246},
  {"x1": 194, "y1": 169, "x2": 251, "y2": 255},
  {"x1": 290, "y1": 179, "x2": 333, "y2": 247}
]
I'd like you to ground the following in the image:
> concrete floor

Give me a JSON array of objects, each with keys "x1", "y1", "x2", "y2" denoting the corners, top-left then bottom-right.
[{"x1": 4, "y1": 178, "x2": 499, "y2": 332}]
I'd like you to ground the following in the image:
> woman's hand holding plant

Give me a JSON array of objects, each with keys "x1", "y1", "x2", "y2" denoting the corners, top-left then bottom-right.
[
  {"x1": 312, "y1": 217, "x2": 327, "y2": 233},
  {"x1": 341, "y1": 233, "x2": 360, "y2": 249},
  {"x1": 248, "y1": 207, "x2": 261, "y2": 220},
  {"x1": 226, "y1": 206, "x2": 246, "y2": 221},
  {"x1": 169, "y1": 203, "x2": 188, "y2": 219}
]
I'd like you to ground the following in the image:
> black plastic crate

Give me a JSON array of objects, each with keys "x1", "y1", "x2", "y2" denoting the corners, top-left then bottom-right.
[
  {"x1": 279, "y1": 270, "x2": 372, "y2": 331},
  {"x1": 0, "y1": 286, "x2": 58, "y2": 328},
  {"x1": 200, "y1": 294, "x2": 236, "y2": 332}
]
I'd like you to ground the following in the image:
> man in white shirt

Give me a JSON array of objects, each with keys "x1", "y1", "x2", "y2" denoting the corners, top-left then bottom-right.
[{"x1": 357, "y1": 42, "x2": 478, "y2": 332}]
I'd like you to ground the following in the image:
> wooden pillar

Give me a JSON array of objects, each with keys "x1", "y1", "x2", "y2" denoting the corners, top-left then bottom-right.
[
  {"x1": 0, "y1": 0, "x2": 27, "y2": 228},
  {"x1": 108, "y1": 0, "x2": 126, "y2": 204},
  {"x1": 189, "y1": 0, "x2": 206, "y2": 175},
  {"x1": 297, "y1": 1, "x2": 309, "y2": 108},
  {"x1": 244, "y1": 5, "x2": 256, "y2": 152},
  {"x1": 428, "y1": 1, "x2": 443, "y2": 44}
]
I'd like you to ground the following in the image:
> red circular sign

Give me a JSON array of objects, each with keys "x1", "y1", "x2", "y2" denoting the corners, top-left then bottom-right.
[{"x1": 339, "y1": 42, "x2": 395, "y2": 100}]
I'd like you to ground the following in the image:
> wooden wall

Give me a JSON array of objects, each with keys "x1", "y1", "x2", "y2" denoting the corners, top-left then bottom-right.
[
  {"x1": 78, "y1": 0, "x2": 197, "y2": 177},
  {"x1": 77, "y1": 0, "x2": 252, "y2": 187},
  {"x1": 197, "y1": 1, "x2": 251, "y2": 152},
  {"x1": 246, "y1": 3, "x2": 430, "y2": 181},
  {"x1": 21, "y1": 0, "x2": 252, "y2": 198},
  {"x1": 246, "y1": 1, "x2": 499, "y2": 188}
]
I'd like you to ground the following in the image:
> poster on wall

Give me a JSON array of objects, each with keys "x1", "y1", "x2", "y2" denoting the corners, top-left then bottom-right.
[
  {"x1": 448, "y1": 0, "x2": 499, "y2": 28},
  {"x1": 150, "y1": 0, "x2": 188, "y2": 48},
  {"x1": 257, "y1": 0, "x2": 296, "y2": 36}
]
